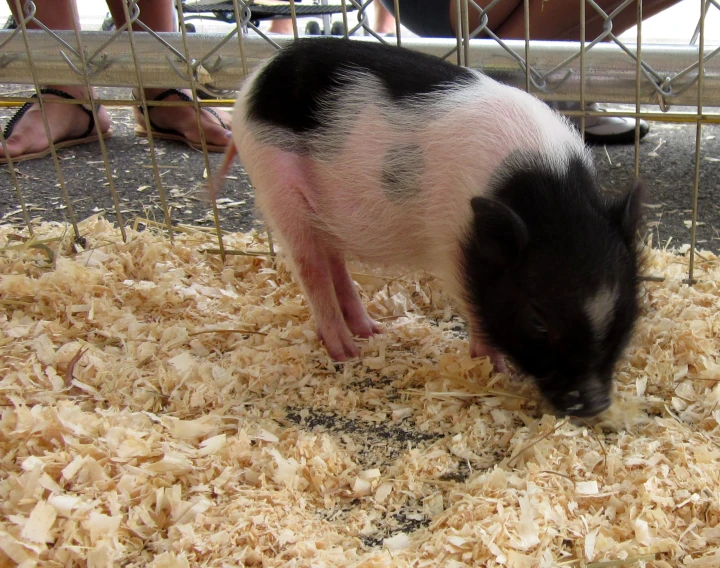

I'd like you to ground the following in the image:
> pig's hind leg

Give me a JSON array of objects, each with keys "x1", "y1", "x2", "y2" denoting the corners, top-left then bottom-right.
[
  {"x1": 295, "y1": 245, "x2": 362, "y2": 361},
  {"x1": 327, "y1": 252, "x2": 381, "y2": 339},
  {"x1": 275, "y1": 223, "x2": 361, "y2": 361},
  {"x1": 253, "y1": 150, "x2": 361, "y2": 361}
]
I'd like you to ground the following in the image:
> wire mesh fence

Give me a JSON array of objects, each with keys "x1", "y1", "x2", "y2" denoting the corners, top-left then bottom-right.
[{"x1": 0, "y1": 0, "x2": 718, "y2": 282}]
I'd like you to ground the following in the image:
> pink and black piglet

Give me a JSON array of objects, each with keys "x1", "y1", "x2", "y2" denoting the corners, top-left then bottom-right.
[{"x1": 212, "y1": 38, "x2": 645, "y2": 418}]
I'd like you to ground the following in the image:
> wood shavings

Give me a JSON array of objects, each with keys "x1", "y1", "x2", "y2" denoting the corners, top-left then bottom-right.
[
  {"x1": 20, "y1": 501, "x2": 57, "y2": 544},
  {"x1": 2, "y1": 217, "x2": 720, "y2": 566}
]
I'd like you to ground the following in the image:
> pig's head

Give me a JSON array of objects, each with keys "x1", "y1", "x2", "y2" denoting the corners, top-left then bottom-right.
[{"x1": 461, "y1": 153, "x2": 645, "y2": 418}]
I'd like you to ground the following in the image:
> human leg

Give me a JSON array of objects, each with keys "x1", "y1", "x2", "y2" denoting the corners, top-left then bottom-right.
[
  {"x1": 269, "y1": 2, "x2": 396, "y2": 36},
  {"x1": 1, "y1": 0, "x2": 111, "y2": 163},
  {"x1": 373, "y1": 0, "x2": 396, "y2": 34},
  {"x1": 378, "y1": 0, "x2": 457, "y2": 37},
  {"x1": 268, "y1": 18, "x2": 294, "y2": 34},
  {"x1": 483, "y1": 0, "x2": 683, "y2": 41}
]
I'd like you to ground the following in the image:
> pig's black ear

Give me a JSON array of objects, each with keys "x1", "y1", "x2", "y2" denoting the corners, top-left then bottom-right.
[
  {"x1": 609, "y1": 179, "x2": 645, "y2": 245},
  {"x1": 470, "y1": 197, "x2": 529, "y2": 264}
]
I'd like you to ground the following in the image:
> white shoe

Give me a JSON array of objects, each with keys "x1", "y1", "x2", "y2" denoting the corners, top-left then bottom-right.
[{"x1": 550, "y1": 101, "x2": 650, "y2": 145}]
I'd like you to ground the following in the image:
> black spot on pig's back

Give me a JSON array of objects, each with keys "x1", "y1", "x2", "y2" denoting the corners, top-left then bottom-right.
[
  {"x1": 381, "y1": 143, "x2": 424, "y2": 202},
  {"x1": 246, "y1": 37, "x2": 474, "y2": 133}
]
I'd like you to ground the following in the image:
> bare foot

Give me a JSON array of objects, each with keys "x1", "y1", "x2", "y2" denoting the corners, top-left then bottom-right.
[
  {"x1": 1, "y1": 85, "x2": 111, "y2": 162},
  {"x1": 133, "y1": 88, "x2": 232, "y2": 150}
]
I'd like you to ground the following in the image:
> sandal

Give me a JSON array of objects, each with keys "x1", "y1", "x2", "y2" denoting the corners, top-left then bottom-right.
[
  {"x1": 1, "y1": 88, "x2": 112, "y2": 165},
  {"x1": 132, "y1": 88, "x2": 230, "y2": 153}
]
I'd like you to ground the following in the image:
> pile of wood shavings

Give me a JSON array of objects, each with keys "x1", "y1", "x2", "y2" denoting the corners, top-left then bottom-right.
[{"x1": 2, "y1": 216, "x2": 720, "y2": 567}]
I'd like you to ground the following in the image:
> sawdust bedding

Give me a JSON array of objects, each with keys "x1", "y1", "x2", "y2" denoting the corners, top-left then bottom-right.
[{"x1": 1, "y1": 215, "x2": 720, "y2": 568}]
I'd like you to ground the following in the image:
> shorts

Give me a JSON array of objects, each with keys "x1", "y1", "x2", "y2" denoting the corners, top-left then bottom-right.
[{"x1": 377, "y1": 0, "x2": 453, "y2": 38}]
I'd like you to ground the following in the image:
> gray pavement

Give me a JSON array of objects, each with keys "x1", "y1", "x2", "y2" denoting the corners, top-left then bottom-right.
[{"x1": 1, "y1": 85, "x2": 719, "y2": 253}]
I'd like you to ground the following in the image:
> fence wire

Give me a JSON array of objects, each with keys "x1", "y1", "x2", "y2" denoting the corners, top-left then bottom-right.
[{"x1": 0, "y1": 0, "x2": 718, "y2": 282}]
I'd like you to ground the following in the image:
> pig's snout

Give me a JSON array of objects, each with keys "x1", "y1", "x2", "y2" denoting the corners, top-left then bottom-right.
[{"x1": 546, "y1": 378, "x2": 612, "y2": 418}]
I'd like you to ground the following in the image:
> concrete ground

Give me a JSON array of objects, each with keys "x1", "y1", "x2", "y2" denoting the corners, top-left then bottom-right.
[
  {"x1": 1, "y1": 0, "x2": 719, "y2": 252},
  {"x1": 1, "y1": 89, "x2": 718, "y2": 252}
]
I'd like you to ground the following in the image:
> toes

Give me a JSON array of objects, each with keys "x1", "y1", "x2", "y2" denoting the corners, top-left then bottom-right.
[
  {"x1": 139, "y1": 93, "x2": 231, "y2": 148},
  {"x1": 353, "y1": 326, "x2": 374, "y2": 339},
  {"x1": 1, "y1": 137, "x2": 24, "y2": 159},
  {"x1": 327, "y1": 348, "x2": 348, "y2": 362}
]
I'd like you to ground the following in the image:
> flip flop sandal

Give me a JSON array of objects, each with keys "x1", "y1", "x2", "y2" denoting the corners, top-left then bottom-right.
[
  {"x1": 132, "y1": 88, "x2": 230, "y2": 153},
  {"x1": 0, "y1": 88, "x2": 112, "y2": 165}
]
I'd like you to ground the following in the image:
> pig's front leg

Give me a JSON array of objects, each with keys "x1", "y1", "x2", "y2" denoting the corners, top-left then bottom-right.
[
  {"x1": 328, "y1": 253, "x2": 381, "y2": 339},
  {"x1": 469, "y1": 334, "x2": 507, "y2": 373}
]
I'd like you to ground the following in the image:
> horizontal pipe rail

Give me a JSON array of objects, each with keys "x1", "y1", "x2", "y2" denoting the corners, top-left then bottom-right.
[{"x1": 0, "y1": 31, "x2": 718, "y2": 107}]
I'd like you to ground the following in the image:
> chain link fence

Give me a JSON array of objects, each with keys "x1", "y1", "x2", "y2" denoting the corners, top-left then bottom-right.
[{"x1": 0, "y1": 0, "x2": 718, "y2": 281}]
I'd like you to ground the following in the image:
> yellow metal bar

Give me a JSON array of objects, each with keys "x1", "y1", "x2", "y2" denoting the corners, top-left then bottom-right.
[
  {"x1": 580, "y1": 0, "x2": 586, "y2": 143},
  {"x1": 10, "y1": 0, "x2": 81, "y2": 241},
  {"x1": 68, "y1": 0, "x2": 127, "y2": 242},
  {"x1": 176, "y1": 0, "x2": 225, "y2": 259},
  {"x1": 633, "y1": 0, "x2": 642, "y2": 179},
  {"x1": 120, "y1": 0, "x2": 174, "y2": 243},
  {"x1": 688, "y1": 0, "x2": 707, "y2": 284}
]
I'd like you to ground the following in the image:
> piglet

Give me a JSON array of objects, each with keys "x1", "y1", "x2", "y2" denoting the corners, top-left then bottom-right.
[{"x1": 212, "y1": 37, "x2": 644, "y2": 418}]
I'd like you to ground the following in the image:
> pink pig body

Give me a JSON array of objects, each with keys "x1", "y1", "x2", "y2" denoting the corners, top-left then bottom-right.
[
  {"x1": 229, "y1": 62, "x2": 583, "y2": 362},
  {"x1": 211, "y1": 38, "x2": 645, "y2": 419}
]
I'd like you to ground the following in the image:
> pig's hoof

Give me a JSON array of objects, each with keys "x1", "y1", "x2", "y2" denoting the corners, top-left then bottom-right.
[
  {"x1": 469, "y1": 337, "x2": 507, "y2": 373},
  {"x1": 491, "y1": 355, "x2": 508, "y2": 374},
  {"x1": 348, "y1": 316, "x2": 381, "y2": 339},
  {"x1": 318, "y1": 328, "x2": 359, "y2": 361},
  {"x1": 469, "y1": 337, "x2": 491, "y2": 359}
]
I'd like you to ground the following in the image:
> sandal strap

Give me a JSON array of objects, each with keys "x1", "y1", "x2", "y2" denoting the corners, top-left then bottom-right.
[
  {"x1": 3, "y1": 100, "x2": 33, "y2": 140},
  {"x1": 153, "y1": 88, "x2": 192, "y2": 103},
  {"x1": 3, "y1": 87, "x2": 96, "y2": 140},
  {"x1": 202, "y1": 106, "x2": 228, "y2": 131},
  {"x1": 134, "y1": 87, "x2": 229, "y2": 133}
]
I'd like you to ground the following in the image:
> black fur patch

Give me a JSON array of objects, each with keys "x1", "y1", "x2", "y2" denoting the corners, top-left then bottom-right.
[
  {"x1": 460, "y1": 151, "x2": 642, "y2": 416},
  {"x1": 381, "y1": 143, "x2": 424, "y2": 202},
  {"x1": 246, "y1": 37, "x2": 474, "y2": 133}
]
